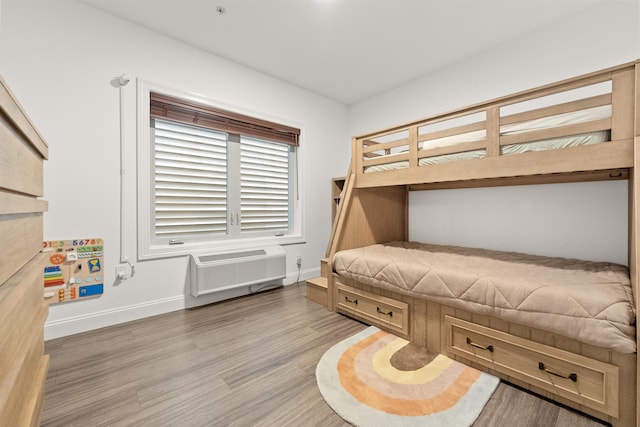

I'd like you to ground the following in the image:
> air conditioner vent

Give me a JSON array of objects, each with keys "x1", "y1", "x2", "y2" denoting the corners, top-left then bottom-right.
[
  {"x1": 198, "y1": 249, "x2": 266, "y2": 263},
  {"x1": 189, "y1": 246, "x2": 285, "y2": 297}
]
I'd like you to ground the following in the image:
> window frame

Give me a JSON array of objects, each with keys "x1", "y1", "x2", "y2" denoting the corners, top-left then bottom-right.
[{"x1": 137, "y1": 79, "x2": 305, "y2": 260}]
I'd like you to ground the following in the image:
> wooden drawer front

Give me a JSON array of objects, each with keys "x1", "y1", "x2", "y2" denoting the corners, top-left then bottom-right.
[
  {"x1": 444, "y1": 316, "x2": 619, "y2": 417},
  {"x1": 0, "y1": 255, "x2": 49, "y2": 427},
  {"x1": 336, "y1": 282, "x2": 409, "y2": 336},
  {"x1": 0, "y1": 191, "x2": 48, "y2": 216},
  {"x1": 0, "y1": 114, "x2": 45, "y2": 197},
  {"x1": 0, "y1": 213, "x2": 43, "y2": 286},
  {"x1": 0, "y1": 254, "x2": 47, "y2": 381}
]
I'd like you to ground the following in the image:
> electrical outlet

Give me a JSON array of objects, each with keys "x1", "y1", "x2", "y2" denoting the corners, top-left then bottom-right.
[
  {"x1": 296, "y1": 255, "x2": 302, "y2": 267},
  {"x1": 115, "y1": 264, "x2": 129, "y2": 280}
]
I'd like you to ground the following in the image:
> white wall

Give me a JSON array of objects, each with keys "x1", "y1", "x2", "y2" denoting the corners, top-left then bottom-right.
[
  {"x1": 349, "y1": 2, "x2": 640, "y2": 265},
  {"x1": 0, "y1": 0, "x2": 350, "y2": 339}
]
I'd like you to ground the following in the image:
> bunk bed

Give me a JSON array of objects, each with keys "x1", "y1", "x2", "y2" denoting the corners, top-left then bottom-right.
[{"x1": 323, "y1": 60, "x2": 640, "y2": 426}]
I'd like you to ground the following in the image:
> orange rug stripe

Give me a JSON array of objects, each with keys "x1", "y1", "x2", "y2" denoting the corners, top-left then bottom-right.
[{"x1": 338, "y1": 330, "x2": 482, "y2": 416}]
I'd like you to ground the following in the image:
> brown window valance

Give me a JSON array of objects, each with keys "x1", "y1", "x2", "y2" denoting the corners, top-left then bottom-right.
[{"x1": 150, "y1": 92, "x2": 300, "y2": 146}]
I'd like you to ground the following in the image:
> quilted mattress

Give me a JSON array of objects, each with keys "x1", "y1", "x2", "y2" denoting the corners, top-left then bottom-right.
[{"x1": 333, "y1": 241, "x2": 636, "y2": 353}]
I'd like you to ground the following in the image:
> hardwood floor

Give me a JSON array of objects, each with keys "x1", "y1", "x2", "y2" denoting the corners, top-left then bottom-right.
[{"x1": 41, "y1": 283, "x2": 607, "y2": 427}]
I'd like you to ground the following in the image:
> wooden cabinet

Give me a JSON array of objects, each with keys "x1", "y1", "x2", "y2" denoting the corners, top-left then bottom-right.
[{"x1": 0, "y1": 76, "x2": 49, "y2": 426}]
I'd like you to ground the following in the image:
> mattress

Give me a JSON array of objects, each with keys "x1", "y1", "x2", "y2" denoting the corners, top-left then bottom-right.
[
  {"x1": 363, "y1": 105, "x2": 611, "y2": 173},
  {"x1": 333, "y1": 241, "x2": 636, "y2": 353}
]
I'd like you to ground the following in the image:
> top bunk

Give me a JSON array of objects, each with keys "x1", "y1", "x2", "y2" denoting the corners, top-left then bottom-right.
[{"x1": 352, "y1": 60, "x2": 638, "y2": 189}]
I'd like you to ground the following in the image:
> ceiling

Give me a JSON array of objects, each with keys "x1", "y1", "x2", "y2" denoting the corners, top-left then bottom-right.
[{"x1": 80, "y1": 0, "x2": 613, "y2": 105}]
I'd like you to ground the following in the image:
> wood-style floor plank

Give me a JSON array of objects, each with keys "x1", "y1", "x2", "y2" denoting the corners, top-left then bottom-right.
[{"x1": 41, "y1": 283, "x2": 607, "y2": 426}]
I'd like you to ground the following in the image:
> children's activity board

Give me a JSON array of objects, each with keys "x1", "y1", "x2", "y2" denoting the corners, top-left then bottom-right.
[{"x1": 42, "y1": 238, "x2": 104, "y2": 305}]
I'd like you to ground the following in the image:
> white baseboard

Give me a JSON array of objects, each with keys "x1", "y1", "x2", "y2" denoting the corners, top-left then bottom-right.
[
  {"x1": 44, "y1": 267, "x2": 320, "y2": 341},
  {"x1": 44, "y1": 295, "x2": 185, "y2": 341}
]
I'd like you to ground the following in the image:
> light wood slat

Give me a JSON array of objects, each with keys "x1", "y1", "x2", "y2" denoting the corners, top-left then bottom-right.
[
  {"x1": 363, "y1": 151, "x2": 383, "y2": 158},
  {"x1": 412, "y1": 299, "x2": 427, "y2": 347},
  {"x1": 611, "y1": 69, "x2": 635, "y2": 141},
  {"x1": 0, "y1": 191, "x2": 47, "y2": 215},
  {"x1": 0, "y1": 75, "x2": 48, "y2": 159},
  {"x1": 418, "y1": 120, "x2": 486, "y2": 142},
  {"x1": 486, "y1": 106, "x2": 500, "y2": 157},
  {"x1": 354, "y1": 137, "x2": 364, "y2": 177},
  {"x1": 501, "y1": 94, "x2": 611, "y2": 126},
  {"x1": 0, "y1": 115, "x2": 44, "y2": 197},
  {"x1": 360, "y1": 126, "x2": 412, "y2": 142},
  {"x1": 491, "y1": 71, "x2": 617, "y2": 111},
  {"x1": 408, "y1": 169, "x2": 628, "y2": 191},
  {"x1": 362, "y1": 136, "x2": 409, "y2": 153},
  {"x1": 499, "y1": 118, "x2": 611, "y2": 146},
  {"x1": 408, "y1": 127, "x2": 418, "y2": 168},
  {"x1": 424, "y1": 302, "x2": 442, "y2": 352},
  {"x1": 418, "y1": 139, "x2": 486, "y2": 158},
  {"x1": 363, "y1": 152, "x2": 409, "y2": 167}
]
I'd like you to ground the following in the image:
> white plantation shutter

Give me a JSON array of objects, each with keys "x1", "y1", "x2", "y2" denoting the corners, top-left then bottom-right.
[
  {"x1": 142, "y1": 89, "x2": 300, "y2": 258},
  {"x1": 153, "y1": 119, "x2": 228, "y2": 238},
  {"x1": 240, "y1": 137, "x2": 290, "y2": 232}
]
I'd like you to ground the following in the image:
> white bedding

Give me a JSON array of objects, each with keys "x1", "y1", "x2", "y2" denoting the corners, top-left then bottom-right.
[{"x1": 364, "y1": 106, "x2": 611, "y2": 173}]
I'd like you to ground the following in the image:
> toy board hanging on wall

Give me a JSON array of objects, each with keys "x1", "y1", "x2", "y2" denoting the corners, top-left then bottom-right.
[{"x1": 42, "y1": 238, "x2": 104, "y2": 305}]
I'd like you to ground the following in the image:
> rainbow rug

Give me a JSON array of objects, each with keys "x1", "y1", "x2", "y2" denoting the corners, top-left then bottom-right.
[{"x1": 316, "y1": 326, "x2": 500, "y2": 426}]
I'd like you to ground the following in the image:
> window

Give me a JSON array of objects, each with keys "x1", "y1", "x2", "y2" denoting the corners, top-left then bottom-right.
[{"x1": 138, "y1": 82, "x2": 303, "y2": 259}]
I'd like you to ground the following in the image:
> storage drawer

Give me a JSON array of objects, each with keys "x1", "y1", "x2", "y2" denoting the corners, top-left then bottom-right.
[
  {"x1": 0, "y1": 213, "x2": 44, "y2": 286},
  {"x1": 444, "y1": 316, "x2": 619, "y2": 418},
  {"x1": 336, "y1": 282, "x2": 409, "y2": 336}
]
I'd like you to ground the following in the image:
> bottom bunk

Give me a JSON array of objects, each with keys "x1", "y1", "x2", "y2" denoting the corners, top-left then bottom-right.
[{"x1": 330, "y1": 242, "x2": 637, "y2": 426}]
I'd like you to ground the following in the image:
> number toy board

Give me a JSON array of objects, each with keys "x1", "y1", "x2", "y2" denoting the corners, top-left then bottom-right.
[{"x1": 42, "y1": 238, "x2": 104, "y2": 305}]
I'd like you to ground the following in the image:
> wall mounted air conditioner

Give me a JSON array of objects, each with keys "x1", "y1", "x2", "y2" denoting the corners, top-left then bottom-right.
[{"x1": 189, "y1": 246, "x2": 286, "y2": 297}]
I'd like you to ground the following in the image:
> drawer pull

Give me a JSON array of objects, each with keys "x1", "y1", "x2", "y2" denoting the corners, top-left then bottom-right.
[
  {"x1": 376, "y1": 307, "x2": 393, "y2": 317},
  {"x1": 466, "y1": 337, "x2": 494, "y2": 353},
  {"x1": 344, "y1": 296, "x2": 358, "y2": 305},
  {"x1": 538, "y1": 362, "x2": 577, "y2": 382}
]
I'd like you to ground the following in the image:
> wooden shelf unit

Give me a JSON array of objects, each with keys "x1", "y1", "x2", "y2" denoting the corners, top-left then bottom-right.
[
  {"x1": 331, "y1": 176, "x2": 346, "y2": 224},
  {"x1": 306, "y1": 176, "x2": 345, "y2": 307}
]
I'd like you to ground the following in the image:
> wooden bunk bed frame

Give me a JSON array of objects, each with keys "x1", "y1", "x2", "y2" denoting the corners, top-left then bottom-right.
[{"x1": 323, "y1": 60, "x2": 640, "y2": 426}]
